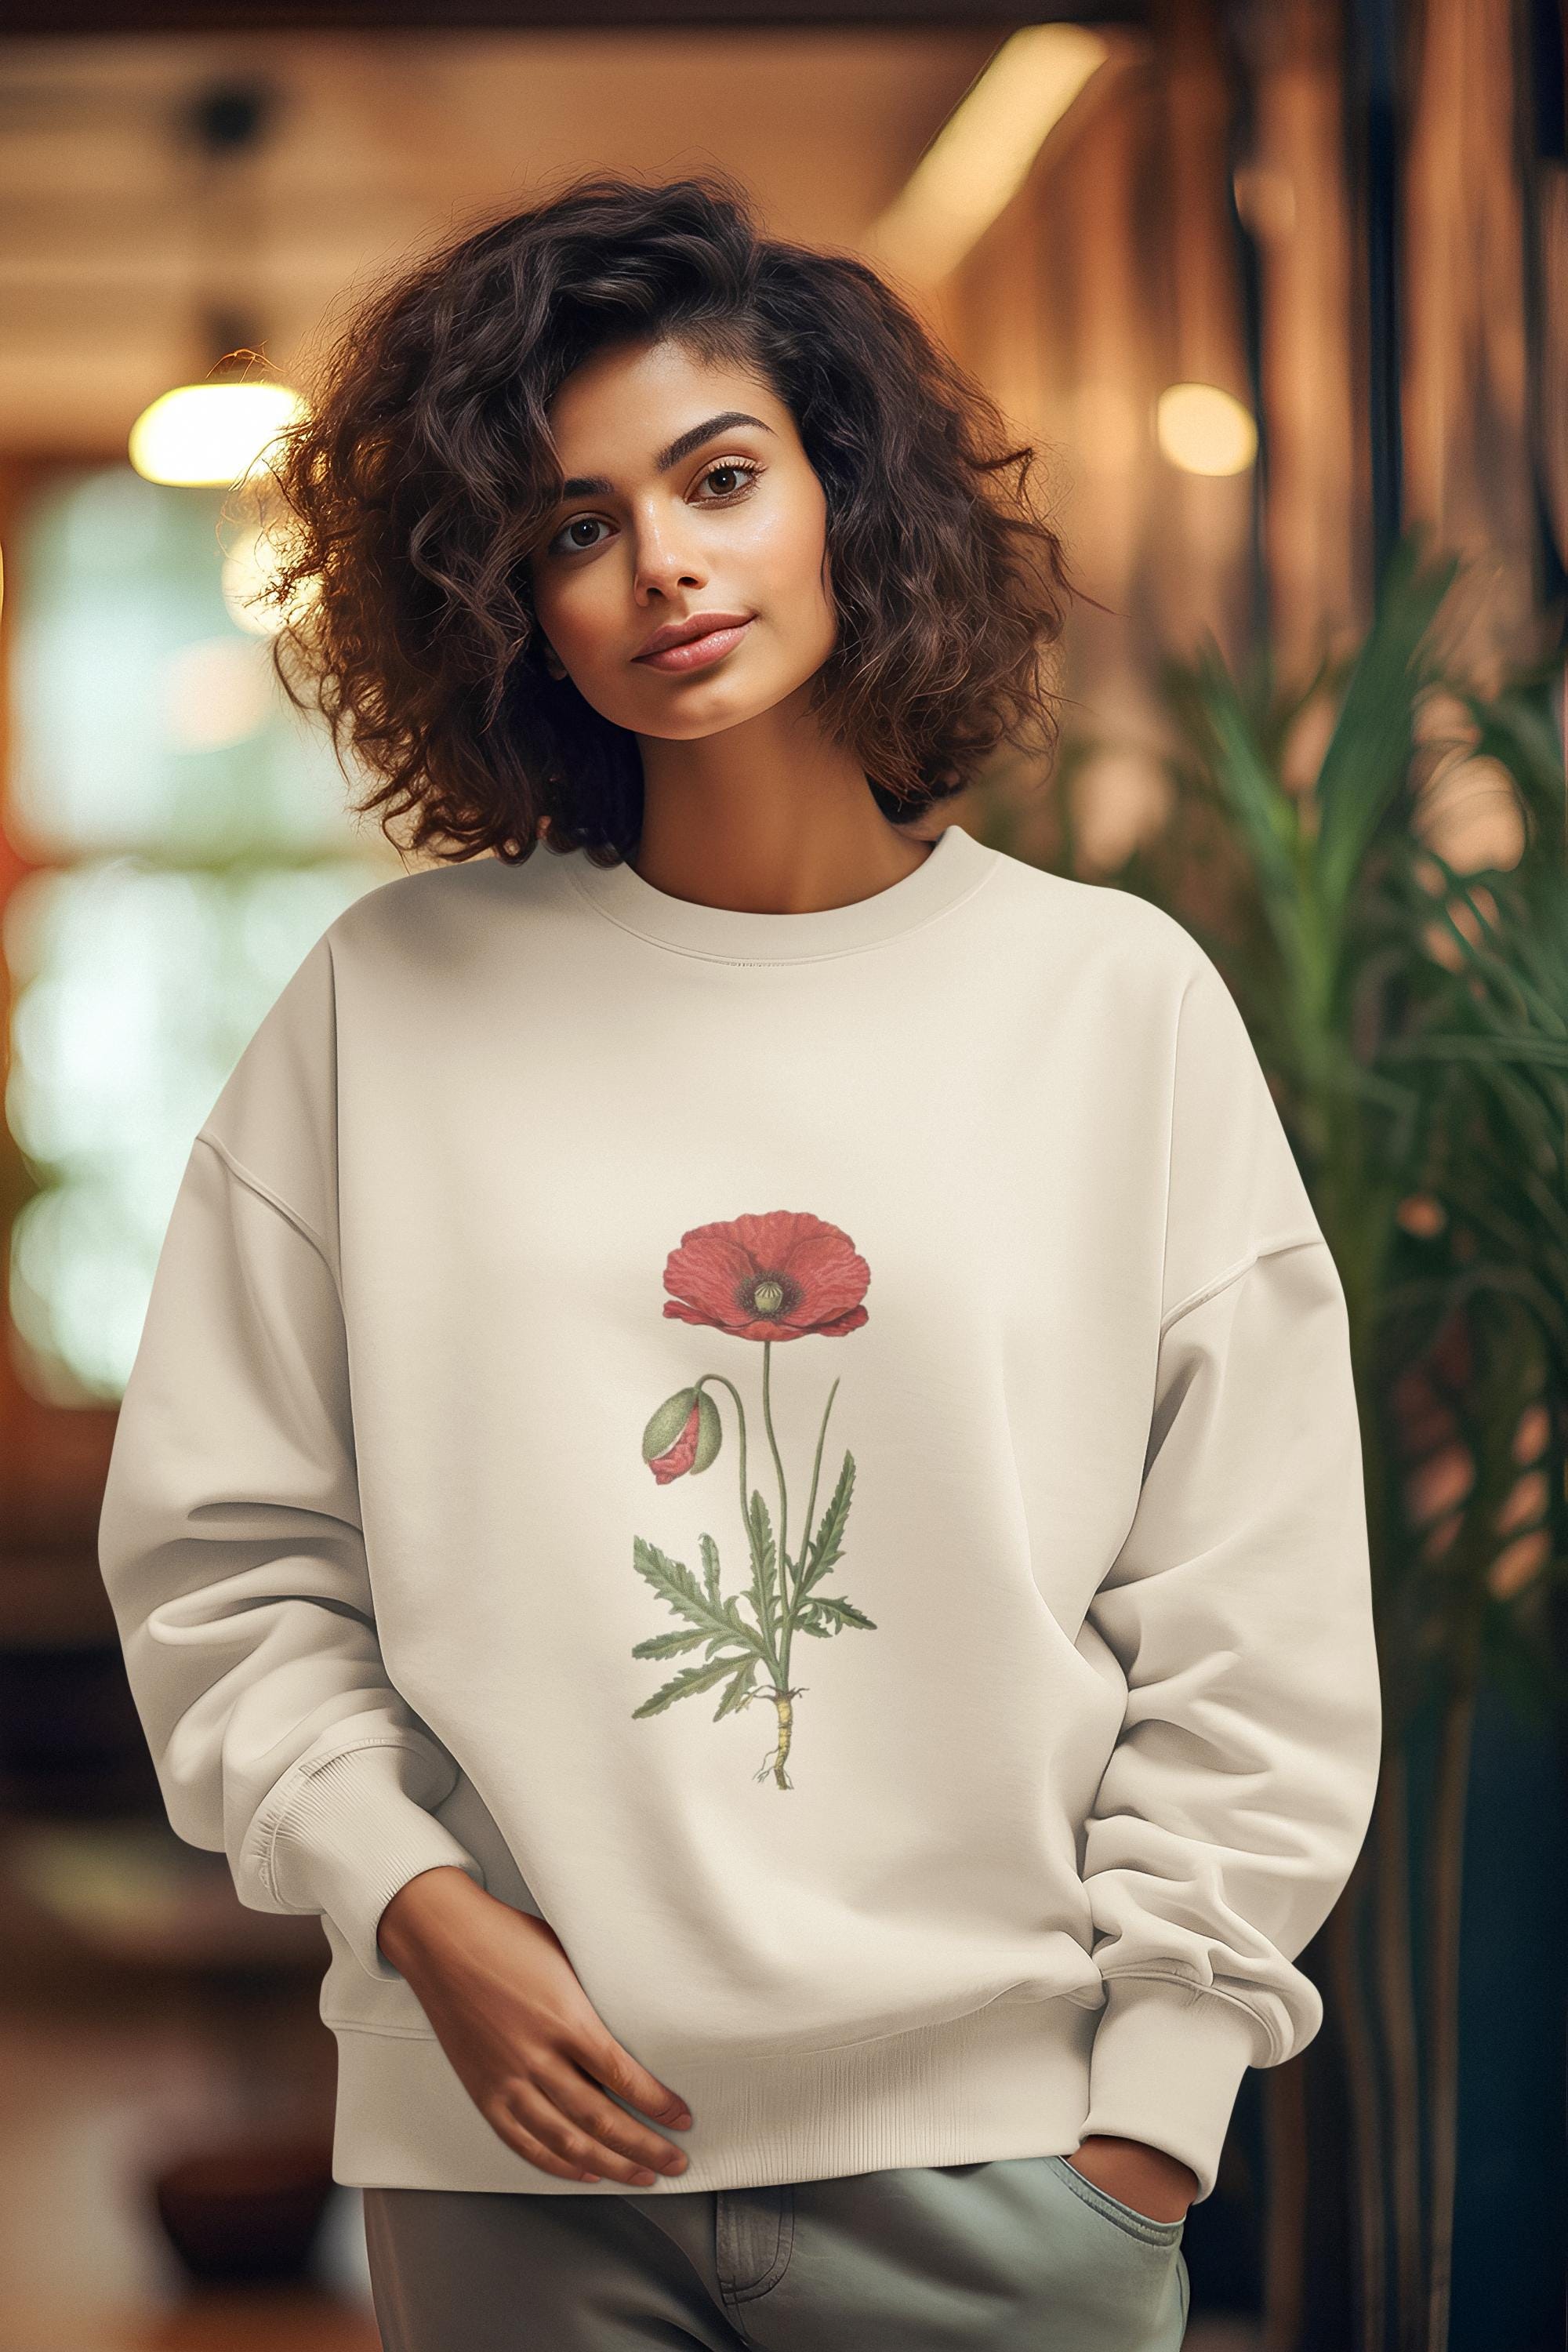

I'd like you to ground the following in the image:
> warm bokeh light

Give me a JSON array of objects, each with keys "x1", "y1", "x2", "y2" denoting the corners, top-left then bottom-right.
[
  {"x1": 221, "y1": 514, "x2": 316, "y2": 638},
  {"x1": 128, "y1": 380, "x2": 305, "y2": 488},
  {"x1": 1155, "y1": 382, "x2": 1258, "y2": 476},
  {"x1": 864, "y1": 24, "x2": 1109, "y2": 286}
]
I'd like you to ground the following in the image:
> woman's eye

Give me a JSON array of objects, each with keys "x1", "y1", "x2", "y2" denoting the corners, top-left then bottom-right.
[
  {"x1": 698, "y1": 459, "x2": 760, "y2": 499},
  {"x1": 550, "y1": 515, "x2": 610, "y2": 555}
]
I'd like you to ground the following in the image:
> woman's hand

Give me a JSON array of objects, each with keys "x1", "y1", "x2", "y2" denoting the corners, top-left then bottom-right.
[
  {"x1": 1062, "y1": 2134, "x2": 1198, "y2": 2223},
  {"x1": 376, "y1": 1865, "x2": 693, "y2": 2187}
]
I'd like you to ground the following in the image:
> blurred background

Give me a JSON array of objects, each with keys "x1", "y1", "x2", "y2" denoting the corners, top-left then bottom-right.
[{"x1": 0, "y1": 2, "x2": 1563, "y2": 2348}]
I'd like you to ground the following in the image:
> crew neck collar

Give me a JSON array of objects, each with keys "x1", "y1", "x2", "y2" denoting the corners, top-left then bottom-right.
[{"x1": 561, "y1": 821, "x2": 998, "y2": 964}]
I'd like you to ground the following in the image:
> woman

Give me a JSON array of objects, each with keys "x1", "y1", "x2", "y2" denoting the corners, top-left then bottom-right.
[{"x1": 98, "y1": 173, "x2": 1382, "y2": 2351}]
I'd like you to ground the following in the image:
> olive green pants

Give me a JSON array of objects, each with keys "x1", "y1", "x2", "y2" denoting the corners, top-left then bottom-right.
[{"x1": 362, "y1": 2153, "x2": 1190, "y2": 2350}]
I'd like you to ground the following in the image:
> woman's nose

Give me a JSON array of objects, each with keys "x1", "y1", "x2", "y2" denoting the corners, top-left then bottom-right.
[{"x1": 630, "y1": 511, "x2": 706, "y2": 600}]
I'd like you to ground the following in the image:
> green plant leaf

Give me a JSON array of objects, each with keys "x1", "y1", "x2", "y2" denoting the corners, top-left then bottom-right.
[
  {"x1": 1313, "y1": 531, "x2": 1461, "y2": 918},
  {"x1": 631, "y1": 1653, "x2": 754, "y2": 1719},
  {"x1": 747, "y1": 1488, "x2": 781, "y2": 1640},
  {"x1": 1184, "y1": 644, "x2": 1301, "y2": 908},
  {"x1": 794, "y1": 1451, "x2": 855, "y2": 1603},
  {"x1": 702, "y1": 1597, "x2": 768, "y2": 1657},
  {"x1": 798, "y1": 1594, "x2": 877, "y2": 1636},
  {"x1": 1460, "y1": 683, "x2": 1567, "y2": 863},
  {"x1": 630, "y1": 1626, "x2": 712, "y2": 1660},
  {"x1": 632, "y1": 1535, "x2": 754, "y2": 1646},
  {"x1": 713, "y1": 1657, "x2": 762, "y2": 1719}
]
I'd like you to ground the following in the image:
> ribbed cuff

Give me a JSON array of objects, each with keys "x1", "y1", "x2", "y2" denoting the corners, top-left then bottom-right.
[
  {"x1": 267, "y1": 1741, "x2": 485, "y2": 1981},
  {"x1": 1080, "y1": 1974, "x2": 1266, "y2": 2203}
]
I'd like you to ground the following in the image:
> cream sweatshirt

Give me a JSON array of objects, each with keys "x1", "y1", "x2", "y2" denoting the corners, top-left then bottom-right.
[{"x1": 97, "y1": 820, "x2": 1381, "y2": 2205}]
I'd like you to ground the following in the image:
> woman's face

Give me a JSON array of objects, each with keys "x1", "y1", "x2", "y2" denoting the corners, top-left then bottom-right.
[{"x1": 525, "y1": 336, "x2": 837, "y2": 741}]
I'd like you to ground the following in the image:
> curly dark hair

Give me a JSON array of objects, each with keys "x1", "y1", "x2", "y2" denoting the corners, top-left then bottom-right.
[{"x1": 256, "y1": 168, "x2": 1087, "y2": 866}]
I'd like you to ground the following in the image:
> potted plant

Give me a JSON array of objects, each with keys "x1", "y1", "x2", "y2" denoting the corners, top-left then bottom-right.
[{"x1": 985, "y1": 528, "x2": 1567, "y2": 2351}]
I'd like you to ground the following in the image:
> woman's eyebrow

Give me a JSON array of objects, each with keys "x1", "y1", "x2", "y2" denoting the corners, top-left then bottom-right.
[{"x1": 556, "y1": 412, "x2": 775, "y2": 500}]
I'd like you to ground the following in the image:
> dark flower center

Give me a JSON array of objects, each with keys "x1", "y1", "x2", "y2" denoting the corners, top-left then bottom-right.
[{"x1": 746, "y1": 1272, "x2": 796, "y2": 1319}]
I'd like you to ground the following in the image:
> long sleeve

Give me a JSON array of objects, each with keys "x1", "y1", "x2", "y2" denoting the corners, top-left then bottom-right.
[
  {"x1": 1077, "y1": 951, "x2": 1383, "y2": 2202},
  {"x1": 97, "y1": 943, "x2": 485, "y2": 1980}
]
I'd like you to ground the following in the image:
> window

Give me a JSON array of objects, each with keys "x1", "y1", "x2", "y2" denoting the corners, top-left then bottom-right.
[{"x1": 2, "y1": 463, "x2": 393, "y2": 1405}]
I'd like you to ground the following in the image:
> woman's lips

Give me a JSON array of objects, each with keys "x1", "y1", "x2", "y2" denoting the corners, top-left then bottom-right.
[{"x1": 634, "y1": 618, "x2": 754, "y2": 674}]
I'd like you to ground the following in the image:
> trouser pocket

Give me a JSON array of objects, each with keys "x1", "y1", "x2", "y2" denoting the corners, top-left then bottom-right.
[
  {"x1": 1043, "y1": 2153, "x2": 1187, "y2": 2247},
  {"x1": 716, "y1": 2180, "x2": 796, "y2": 2317},
  {"x1": 760, "y1": 2155, "x2": 1189, "y2": 2351}
]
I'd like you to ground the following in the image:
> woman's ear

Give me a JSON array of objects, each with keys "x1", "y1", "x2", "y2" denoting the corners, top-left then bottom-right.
[{"x1": 539, "y1": 636, "x2": 568, "y2": 683}]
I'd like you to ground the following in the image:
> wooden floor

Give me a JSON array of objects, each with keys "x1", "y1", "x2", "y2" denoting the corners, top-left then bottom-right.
[
  {"x1": 0, "y1": 2292, "x2": 378, "y2": 2352},
  {"x1": 0, "y1": 1817, "x2": 379, "y2": 2352},
  {"x1": 0, "y1": 1997, "x2": 378, "y2": 2350}
]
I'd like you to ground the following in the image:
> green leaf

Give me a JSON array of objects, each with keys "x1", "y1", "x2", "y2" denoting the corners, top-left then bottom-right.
[
  {"x1": 1460, "y1": 684, "x2": 1566, "y2": 863},
  {"x1": 802, "y1": 1593, "x2": 877, "y2": 1634},
  {"x1": 632, "y1": 1534, "x2": 749, "y2": 1644},
  {"x1": 713, "y1": 1657, "x2": 761, "y2": 1719},
  {"x1": 631, "y1": 1653, "x2": 751, "y2": 1719},
  {"x1": 699, "y1": 1530, "x2": 721, "y2": 1606},
  {"x1": 1388, "y1": 1033, "x2": 1568, "y2": 1070},
  {"x1": 747, "y1": 1488, "x2": 781, "y2": 1640},
  {"x1": 1186, "y1": 645, "x2": 1301, "y2": 918},
  {"x1": 1313, "y1": 531, "x2": 1461, "y2": 917},
  {"x1": 630, "y1": 1627, "x2": 711, "y2": 1660},
  {"x1": 703, "y1": 1599, "x2": 765, "y2": 1657},
  {"x1": 794, "y1": 1451, "x2": 855, "y2": 1602},
  {"x1": 796, "y1": 1593, "x2": 877, "y2": 1639}
]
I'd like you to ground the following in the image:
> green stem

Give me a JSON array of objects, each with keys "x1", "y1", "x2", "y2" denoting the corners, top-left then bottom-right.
[
  {"x1": 695, "y1": 1371, "x2": 782, "y2": 1676},
  {"x1": 695, "y1": 1372, "x2": 750, "y2": 1537},
  {"x1": 782, "y1": 1377, "x2": 841, "y2": 1686},
  {"x1": 796, "y1": 1377, "x2": 840, "y2": 1590},
  {"x1": 760, "y1": 1339, "x2": 791, "y2": 1621}
]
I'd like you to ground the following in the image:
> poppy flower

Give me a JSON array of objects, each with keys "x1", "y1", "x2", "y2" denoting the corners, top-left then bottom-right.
[
  {"x1": 642, "y1": 1385, "x2": 722, "y2": 1484},
  {"x1": 662, "y1": 1211, "x2": 870, "y2": 1342}
]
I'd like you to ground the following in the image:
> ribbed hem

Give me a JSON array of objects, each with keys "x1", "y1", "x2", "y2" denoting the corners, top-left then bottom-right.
[
  {"x1": 1082, "y1": 1975, "x2": 1266, "y2": 2203},
  {"x1": 267, "y1": 1741, "x2": 485, "y2": 1980},
  {"x1": 328, "y1": 1991, "x2": 1103, "y2": 2194}
]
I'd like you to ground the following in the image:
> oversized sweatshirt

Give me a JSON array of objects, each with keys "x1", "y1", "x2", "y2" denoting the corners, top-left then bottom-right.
[{"x1": 96, "y1": 819, "x2": 1382, "y2": 2205}]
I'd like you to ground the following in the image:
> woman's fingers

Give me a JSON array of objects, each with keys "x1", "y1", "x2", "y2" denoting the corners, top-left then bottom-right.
[
  {"x1": 379, "y1": 1885, "x2": 697, "y2": 2186},
  {"x1": 535, "y1": 2049, "x2": 690, "y2": 2178},
  {"x1": 478, "y1": 2092, "x2": 602, "y2": 2183},
  {"x1": 503, "y1": 2067, "x2": 681, "y2": 2187},
  {"x1": 569, "y1": 2026, "x2": 693, "y2": 2134}
]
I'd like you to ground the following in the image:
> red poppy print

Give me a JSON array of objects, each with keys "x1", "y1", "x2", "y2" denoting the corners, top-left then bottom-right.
[
  {"x1": 661, "y1": 1210, "x2": 870, "y2": 1342},
  {"x1": 633, "y1": 1210, "x2": 877, "y2": 1790}
]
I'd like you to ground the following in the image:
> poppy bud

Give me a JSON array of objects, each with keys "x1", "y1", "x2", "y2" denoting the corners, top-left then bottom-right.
[{"x1": 642, "y1": 1385, "x2": 722, "y2": 1485}]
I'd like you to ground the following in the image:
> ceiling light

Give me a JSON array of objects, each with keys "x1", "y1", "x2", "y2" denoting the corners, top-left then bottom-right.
[
  {"x1": 866, "y1": 24, "x2": 1109, "y2": 286},
  {"x1": 129, "y1": 380, "x2": 303, "y2": 488},
  {"x1": 129, "y1": 78, "x2": 303, "y2": 488}
]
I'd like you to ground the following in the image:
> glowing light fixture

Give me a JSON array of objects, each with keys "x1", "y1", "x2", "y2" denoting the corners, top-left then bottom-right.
[
  {"x1": 866, "y1": 24, "x2": 1109, "y2": 286},
  {"x1": 1156, "y1": 383, "x2": 1258, "y2": 477},
  {"x1": 129, "y1": 78, "x2": 303, "y2": 488},
  {"x1": 129, "y1": 379, "x2": 303, "y2": 488}
]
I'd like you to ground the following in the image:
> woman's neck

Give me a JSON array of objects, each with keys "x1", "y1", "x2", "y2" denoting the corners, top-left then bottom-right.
[{"x1": 631, "y1": 701, "x2": 934, "y2": 917}]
